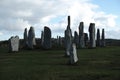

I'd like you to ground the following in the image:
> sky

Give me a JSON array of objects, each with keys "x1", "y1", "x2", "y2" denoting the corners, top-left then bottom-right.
[{"x1": 0, "y1": 0, "x2": 120, "y2": 41}]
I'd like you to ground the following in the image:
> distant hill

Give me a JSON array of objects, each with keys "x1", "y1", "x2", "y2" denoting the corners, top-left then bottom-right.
[
  {"x1": 0, "y1": 38, "x2": 120, "y2": 48},
  {"x1": 105, "y1": 39, "x2": 120, "y2": 46}
]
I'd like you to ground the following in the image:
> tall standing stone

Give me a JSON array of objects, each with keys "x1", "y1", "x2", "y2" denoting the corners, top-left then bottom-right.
[
  {"x1": 79, "y1": 22, "x2": 85, "y2": 48},
  {"x1": 28, "y1": 26, "x2": 36, "y2": 49},
  {"x1": 64, "y1": 16, "x2": 72, "y2": 56},
  {"x1": 42, "y1": 26, "x2": 52, "y2": 49},
  {"x1": 84, "y1": 33, "x2": 88, "y2": 47},
  {"x1": 41, "y1": 31, "x2": 44, "y2": 46},
  {"x1": 88, "y1": 23, "x2": 96, "y2": 48},
  {"x1": 73, "y1": 31, "x2": 79, "y2": 47},
  {"x1": 69, "y1": 43, "x2": 78, "y2": 64},
  {"x1": 96, "y1": 29, "x2": 100, "y2": 47},
  {"x1": 32, "y1": 27, "x2": 36, "y2": 46},
  {"x1": 23, "y1": 28, "x2": 28, "y2": 47},
  {"x1": 101, "y1": 29, "x2": 105, "y2": 47},
  {"x1": 9, "y1": 36, "x2": 19, "y2": 52},
  {"x1": 58, "y1": 36, "x2": 62, "y2": 46}
]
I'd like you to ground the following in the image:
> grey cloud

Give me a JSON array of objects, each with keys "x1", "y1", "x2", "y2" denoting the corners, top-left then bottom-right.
[
  {"x1": 0, "y1": 0, "x2": 119, "y2": 40},
  {"x1": 106, "y1": 30, "x2": 120, "y2": 39}
]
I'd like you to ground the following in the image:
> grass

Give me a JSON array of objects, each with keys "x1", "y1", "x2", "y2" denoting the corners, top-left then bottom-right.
[{"x1": 0, "y1": 46, "x2": 120, "y2": 80}]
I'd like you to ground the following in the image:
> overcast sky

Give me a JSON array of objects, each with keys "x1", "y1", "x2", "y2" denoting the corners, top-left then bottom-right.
[{"x1": 0, "y1": 0, "x2": 120, "y2": 40}]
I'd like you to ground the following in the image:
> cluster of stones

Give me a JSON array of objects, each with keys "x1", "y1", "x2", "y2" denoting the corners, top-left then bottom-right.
[
  {"x1": 23, "y1": 26, "x2": 36, "y2": 49},
  {"x1": 63, "y1": 16, "x2": 106, "y2": 64},
  {"x1": 8, "y1": 15, "x2": 106, "y2": 65},
  {"x1": 64, "y1": 16, "x2": 78, "y2": 64},
  {"x1": 23, "y1": 26, "x2": 52, "y2": 50},
  {"x1": 96, "y1": 28, "x2": 105, "y2": 47},
  {"x1": 73, "y1": 21, "x2": 105, "y2": 49},
  {"x1": 57, "y1": 36, "x2": 62, "y2": 47},
  {"x1": 41, "y1": 26, "x2": 52, "y2": 49}
]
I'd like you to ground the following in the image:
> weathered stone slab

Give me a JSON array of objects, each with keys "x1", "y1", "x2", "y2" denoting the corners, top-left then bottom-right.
[
  {"x1": 42, "y1": 26, "x2": 52, "y2": 49},
  {"x1": 79, "y1": 22, "x2": 85, "y2": 48},
  {"x1": 73, "y1": 31, "x2": 79, "y2": 47},
  {"x1": 23, "y1": 28, "x2": 28, "y2": 47},
  {"x1": 28, "y1": 26, "x2": 36, "y2": 49},
  {"x1": 64, "y1": 16, "x2": 72, "y2": 56},
  {"x1": 101, "y1": 29, "x2": 105, "y2": 47},
  {"x1": 41, "y1": 31, "x2": 44, "y2": 46},
  {"x1": 9, "y1": 36, "x2": 19, "y2": 52},
  {"x1": 96, "y1": 29, "x2": 100, "y2": 47},
  {"x1": 88, "y1": 23, "x2": 96, "y2": 48},
  {"x1": 84, "y1": 33, "x2": 88, "y2": 47},
  {"x1": 69, "y1": 43, "x2": 78, "y2": 64}
]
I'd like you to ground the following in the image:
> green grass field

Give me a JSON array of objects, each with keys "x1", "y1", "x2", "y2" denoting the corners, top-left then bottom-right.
[{"x1": 0, "y1": 46, "x2": 120, "y2": 80}]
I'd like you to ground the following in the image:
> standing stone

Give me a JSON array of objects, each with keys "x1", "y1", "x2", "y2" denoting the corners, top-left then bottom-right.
[
  {"x1": 73, "y1": 31, "x2": 79, "y2": 47},
  {"x1": 28, "y1": 26, "x2": 36, "y2": 49},
  {"x1": 55, "y1": 36, "x2": 63, "y2": 47},
  {"x1": 32, "y1": 27, "x2": 36, "y2": 46},
  {"x1": 65, "y1": 29, "x2": 72, "y2": 56},
  {"x1": 42, "y1": 26, "x2": 52, "y2": 49},
  {"x1": 56, "y1": 36, "x2": 59, "y2": 45},
  {"x1": 88, "y1": 23, "x2": 96, "y2": 48},
  {"x1": 101, "y1": 29, "x2": 105, "y2": 47},
  {"x1": 23, "y1": 28, "x2": 28, "y2": 47},
  {"x1": 96, "y1": 29, "x2": 101, "y2": 47},
  {"x1": 9, "y1": 36, "x2": 19, "y2": 52},
  {"x1": 84, "y1": 33, "x2": 88, "y2": 47},
  {"x1": 79, "y1": 22, "x2": 85, "y2": 48},
  {"x1": 58, "y1": 36, "x2": 62, "y2": 46},
  {"x1": 69, "y1": 43, "x2": 78, "y2": 64},
  {"x1": 41, "y1": 31, "x2": 44, "y2": 46},
  {"x1": 64, "y1": 16, "x2": 72, "y2": 56}
]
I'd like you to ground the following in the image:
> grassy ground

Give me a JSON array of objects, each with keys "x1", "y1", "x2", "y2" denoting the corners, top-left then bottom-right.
[{"x1": 0, "y1": 46, "x2": 120, "y2": 80}]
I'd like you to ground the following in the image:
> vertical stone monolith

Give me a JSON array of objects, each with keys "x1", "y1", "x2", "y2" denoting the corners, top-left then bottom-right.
[
  {"x1": 88, "y1": 23, "x2": 96, "y2": 48},
  {"x1": 23, "y1": 28, "x2": 28, "y2": 48},
  {"x1": 101, "y1": 29, "x2": 105, "y2": 47},
  {"x1": 64, "y1": 16, "x2": 72, "y2": 56},
  {"x1": 42, "y1": 26, "x2": 52, "y2": 49},
  {"x1": 79, "y1": 22, "x2": 85, "y2": 48},
  {"x1": 9, "y1": 36, "x2": 19, "y2": 52},
  {"x1": 73, "y1": 31, "x2": 79, "y2": 47},
  {"x1": 96, "y1": 29, "x2": 101, "y2": 47},
  {"x1": 28, "y1": 26, "x2": 36, "y2": 49},
  {"x1": 69, "y1": 43, "x2": 78, "y2": 64},
  {"x1": 84, "y1": 33, "x2": 88, "y2": 47}
]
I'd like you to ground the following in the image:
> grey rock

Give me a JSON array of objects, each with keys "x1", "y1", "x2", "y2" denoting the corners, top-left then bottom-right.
[
  {"x1": 42, "y1": 26, "x2": 52, "y2": 49},
  {"x1": 79, "y1": 22, "x2": 85, "y2": 48},
  {"x1": 65, "y1": 29, "x2": 72, "y2": 56},
  {"x1": 23, "y1": 28, "x2": 28, "y2": 47},
  {"x1": 58, "y1": 36, "x2": 62, "y2": 46},
  {"x1": 84, "y1": 33, "x2": 89, "y2": 47},
  {"x1": 73, "y1": 31, "x2": 79, "y2": 47},
  {"x1": 69, "y1": 43, "x2": 78, "y2": 64},
  {"x1": 28, "y1": 26, "x2": 36, "y2": 49},
  {"x1": 88, "y1": 23, "x2": 96, "y2": 48},
  {"x1": 101, "y1": 29, "x2": 105, "y2": 47},
  {"x1": 96, "y1": 29, "x2": 101, "y2": 47},
  {"x1": 64, "y1": 16, "x2": 72, "y2": 56},
  {"x1": 9, "y1": 36, "x2": 19, "y2": 52},
  {"x1": 41, "y1": 31, "x2": 44, "y2": 46}
]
